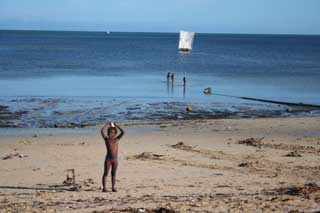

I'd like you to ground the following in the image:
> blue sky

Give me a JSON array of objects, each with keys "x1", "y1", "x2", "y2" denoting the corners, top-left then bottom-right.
[{"x1": 0, "y1": 0, "x2": 319, "y2": 34}]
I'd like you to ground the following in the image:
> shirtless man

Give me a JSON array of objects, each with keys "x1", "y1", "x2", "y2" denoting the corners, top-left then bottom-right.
[{"x1": 101, "y1": 122, "x2": 125, "y2": 192}]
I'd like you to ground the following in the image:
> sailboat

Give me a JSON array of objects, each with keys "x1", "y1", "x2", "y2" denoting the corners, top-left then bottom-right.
[{"x1": 178, "y1": 31, "x2": 195, "y2": 52}]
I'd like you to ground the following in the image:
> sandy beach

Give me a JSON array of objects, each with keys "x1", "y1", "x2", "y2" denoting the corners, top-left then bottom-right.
[{"x1": 0, "y1": 116, "x2": 320, "y2": 212}]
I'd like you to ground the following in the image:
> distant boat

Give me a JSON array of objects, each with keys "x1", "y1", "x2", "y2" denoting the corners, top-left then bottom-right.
[
  {"x1": 178, "y1": 31, "x2": 195, "y2": 51},
  {"x1": 106, "y1": 31, "x2": 110, "y2": 34}
]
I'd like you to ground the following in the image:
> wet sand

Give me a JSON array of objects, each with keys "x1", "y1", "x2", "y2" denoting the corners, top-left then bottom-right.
[{"x1": 0, "y1": 117, "x2": 320, "y2": 212}]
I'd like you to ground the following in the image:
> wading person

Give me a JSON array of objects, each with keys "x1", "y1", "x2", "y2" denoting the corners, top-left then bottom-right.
[
  {"x1": 183, "y1": 76, "x2": 186, "y2": 97},
  {"x1": 171, "y1": 73, "x2": 175, "y2": 83}
]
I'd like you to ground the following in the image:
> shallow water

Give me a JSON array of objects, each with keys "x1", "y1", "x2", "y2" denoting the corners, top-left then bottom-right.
[{"x1": 0, "y1": 31, "x2": 319, "y2": 128}]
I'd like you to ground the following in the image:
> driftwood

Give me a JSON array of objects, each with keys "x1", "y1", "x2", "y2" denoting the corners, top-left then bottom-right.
[{"x1": 2, "y1": 153, "x2": 28, "y2": 160}]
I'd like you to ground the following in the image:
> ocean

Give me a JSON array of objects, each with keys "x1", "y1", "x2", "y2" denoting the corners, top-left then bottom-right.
[{"x1": 0, "y1": 30, "x2": 320, "y2": 128}]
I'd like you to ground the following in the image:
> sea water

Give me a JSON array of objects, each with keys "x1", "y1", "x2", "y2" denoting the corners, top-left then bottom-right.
[{"x1": 0, "y1": 30, "x2": 319, "y2": 127}]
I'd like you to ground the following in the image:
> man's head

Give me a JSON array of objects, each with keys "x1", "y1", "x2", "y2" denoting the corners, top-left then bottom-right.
[{"x1": 108, "y1": 127, "x2": 117, "y2": 139}]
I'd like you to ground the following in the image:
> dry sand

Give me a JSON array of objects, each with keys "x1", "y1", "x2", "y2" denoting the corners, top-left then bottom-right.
[{"x1": 0, "y1": 117, "x2": 320, "y2": 212}]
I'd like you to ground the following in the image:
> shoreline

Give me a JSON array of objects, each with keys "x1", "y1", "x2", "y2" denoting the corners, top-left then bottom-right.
[
  {"x1": 2, "y1": 94, "x2": 320, "y2": 128},
  {"x1": 1, "y1": 102, "x2": 319, "y2": 129},
  {"x1": 1, "y1": 115, "x2": 320, "y2": 136}
]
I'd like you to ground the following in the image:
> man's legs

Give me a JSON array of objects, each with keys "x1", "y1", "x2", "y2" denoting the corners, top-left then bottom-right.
[
  {"x1": 111, "y1": 160, "x2": 118, "y2": 192},
  {"x1": 102, "y1": 159, "x2": 111, "y2": 192}
]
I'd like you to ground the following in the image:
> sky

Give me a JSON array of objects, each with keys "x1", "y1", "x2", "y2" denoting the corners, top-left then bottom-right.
[{"x1": 0, "y1": 0, "x2": 319, "y2": 34}]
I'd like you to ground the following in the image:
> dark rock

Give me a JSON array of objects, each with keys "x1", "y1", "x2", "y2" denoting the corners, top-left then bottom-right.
[
  {"x1": 238, "y1": 163, "x2": 249, "y2": 167},
  {"x1": 284, "y1": 151, "x2": 302, "y2": 157}
]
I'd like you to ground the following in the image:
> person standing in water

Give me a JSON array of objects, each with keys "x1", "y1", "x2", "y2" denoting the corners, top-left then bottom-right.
[
  {"x1": 170, "y1": 73, "x2": 175, "y2": 95},
  {"x1": 170, "y1": 73, "x2": 175, "y2": 83},
  {"x1": 101, "y1": 122, "x2": 125, "y2": 192},
  {"x1": 183, "y1": 76, "x2": 186, "y2": 97},
  {"x1": 166, "y1": 72, "x2": 171, "y2": 95}
]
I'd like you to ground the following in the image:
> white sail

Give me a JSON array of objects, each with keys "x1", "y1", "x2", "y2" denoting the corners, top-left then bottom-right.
[{"x1": 178, "y1": 31, "x2": 195, "y2": 51}]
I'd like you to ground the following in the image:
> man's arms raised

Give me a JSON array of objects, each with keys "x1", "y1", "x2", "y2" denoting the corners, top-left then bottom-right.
[
  {"x1": 101, "y1": 123, "x2": 109, "y2": 139},
  {"x1": 114, "y1": 123, "x2": 125, "y2": 140},
  {"x1": 101, "y1": 122, "x2": 125, "y2": 140}
]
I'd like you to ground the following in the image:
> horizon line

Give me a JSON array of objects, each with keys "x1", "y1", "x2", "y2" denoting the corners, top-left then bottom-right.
[{"x1": 1, "y1": 28, "x2": 320, "y2": 36}]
